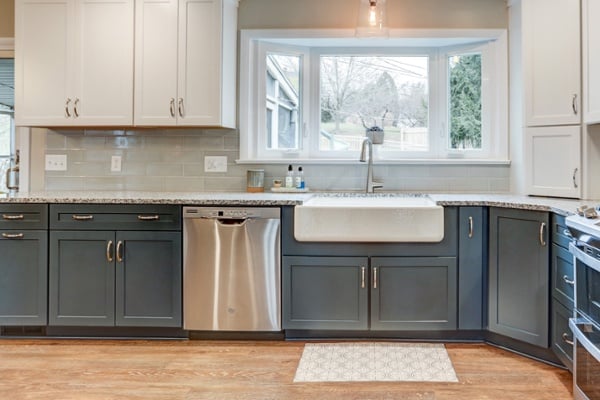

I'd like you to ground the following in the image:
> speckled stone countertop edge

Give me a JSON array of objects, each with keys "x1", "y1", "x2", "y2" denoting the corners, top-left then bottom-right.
[{"x1": 0, "y1": 191, "x2": 591, "y2": 216}]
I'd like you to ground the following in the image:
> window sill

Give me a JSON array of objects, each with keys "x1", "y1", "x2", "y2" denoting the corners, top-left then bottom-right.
[{"x1": 236, "y1": 158, "x2": 511, "y2": 166}]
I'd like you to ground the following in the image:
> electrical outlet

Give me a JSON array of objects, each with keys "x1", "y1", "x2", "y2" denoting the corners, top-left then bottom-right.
[
  {"x1": 45, "y1": 154, "x2": 67, "y2": 171},
  {"x1": 111, "y1": 155, "x2": 122, "y2": 172},
  {"x1": 204, "y1": 156, "x2": 228, "y2": 172}
]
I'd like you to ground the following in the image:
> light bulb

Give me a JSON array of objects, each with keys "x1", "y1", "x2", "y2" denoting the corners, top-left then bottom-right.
[{"x1": 368, "y1": 0, "x2": 378, "y2": 27}]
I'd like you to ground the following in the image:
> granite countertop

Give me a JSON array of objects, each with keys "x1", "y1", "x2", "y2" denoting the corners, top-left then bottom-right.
[{"x1": 0, "y1": 190, "x2": 592, "y2": 216}]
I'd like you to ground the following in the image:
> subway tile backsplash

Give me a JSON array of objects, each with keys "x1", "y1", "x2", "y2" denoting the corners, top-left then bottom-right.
[{"x1": 43, "y1": 129, "x2": 511, "y2": 193}]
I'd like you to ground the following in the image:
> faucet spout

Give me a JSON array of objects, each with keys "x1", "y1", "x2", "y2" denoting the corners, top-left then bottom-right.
[{"x1": 360, "y1": 138, "x2": 383, "y2": 193}]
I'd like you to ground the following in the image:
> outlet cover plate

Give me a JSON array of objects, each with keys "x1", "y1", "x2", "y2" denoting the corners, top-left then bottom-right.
[
  {"x1": 111, "y1": 155, "x2": 122, "y2": 172},
  {"x1": 204, "y1": 156, "x2": 227, "y2": 173},
  {"x1": 45, "y1": 154, "x2": 67, "y2": 171}
]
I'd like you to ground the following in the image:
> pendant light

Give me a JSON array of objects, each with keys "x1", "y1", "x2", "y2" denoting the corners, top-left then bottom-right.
[{"x1": 356, "y1": 0, "x2": 389, "y2": 37}]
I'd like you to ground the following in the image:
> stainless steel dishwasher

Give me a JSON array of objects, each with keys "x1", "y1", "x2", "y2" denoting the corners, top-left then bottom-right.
[{"x1": 183, "y1": 207, "x2": 281, "y2": 331}]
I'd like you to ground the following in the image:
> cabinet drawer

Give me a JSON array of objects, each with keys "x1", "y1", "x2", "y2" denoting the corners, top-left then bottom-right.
[
  {"x1": 552, "y1": 243, "x2": 575, "y2": 310},
  {"x1": 0, "y1": 204, "x2": 48, "y2": 230},
  {"x1": 551, "y1": 213, "x2": 571, "y2": 249},
  {"x1": 551, "y1": 299, "x2": 573, "y2": 371},
  {"x1": 50, "y1": 204, "x2": 181, "y2": 231}
]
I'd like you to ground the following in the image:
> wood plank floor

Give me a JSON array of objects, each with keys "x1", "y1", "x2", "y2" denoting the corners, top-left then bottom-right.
[{"x1": 0, "y1": 340, "x2": 572, "y2": 400}]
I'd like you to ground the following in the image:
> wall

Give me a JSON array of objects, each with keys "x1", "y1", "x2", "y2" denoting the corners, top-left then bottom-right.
[{"x1": 31, "y1": 0, "x2": 511, "y2": 193}]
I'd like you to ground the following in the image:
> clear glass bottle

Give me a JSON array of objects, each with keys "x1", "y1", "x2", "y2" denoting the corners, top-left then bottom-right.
[
  {"x1": 285, "y1": 164, "x2": 295, "y2": 188},
  {"x1": 295, "y1": 166, "x2": 305, "y2": 189}
]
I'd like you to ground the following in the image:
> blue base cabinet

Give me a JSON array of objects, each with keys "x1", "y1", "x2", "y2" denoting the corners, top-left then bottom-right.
[
  {"x1": 49, "y1": 205, "x2": 182, "y2": 328},
  {"x1": 0, "y1": 204, "x2": 48, "y2": 326},
  {"x1": 282, "y1": 256, "x2": 457, "y2": 332},
  {"x1": 488, "y1": 207, "x2": 550, "y2": 348}
]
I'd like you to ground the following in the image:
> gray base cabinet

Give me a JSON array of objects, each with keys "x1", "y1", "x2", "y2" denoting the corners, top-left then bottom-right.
[
  {"x1": 0, "y1": 231, "x2": 48, "y2": 325},
  {"x1": 283, "y1": 257, "x2": 368, "y2": 330},
  {"x1": 371, "y1": 257, "x2": 457, "y2": 330},
  {"x1": 49, "y1": 205, "x2": 182, "y2": 328},
  {"x1": 283, "y1": 256, "x2": 457, "y2": 331},
  {"x1": 488, "y1": 208, "x2": 550, "y2": 348},
  {"x1": 0, "y1": 204, "x2": 48, "y2": 326}
]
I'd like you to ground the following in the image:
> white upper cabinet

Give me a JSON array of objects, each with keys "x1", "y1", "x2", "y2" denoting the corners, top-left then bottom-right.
[
  {"x1": 583, "y1": 0, "x2": 600, "y2": 124},
  {"x1": 525, "y1": 125, "x2": 581, "y2": 198},
  {"x1": 135, "y1": 0, "x2": 237, "y2": 127},
  {"x1": 15, "y1": 0, "x2": 134, "y2": 127},
  {"x1": 522, "y1": 0, "x2": 581, "y2": 127}
]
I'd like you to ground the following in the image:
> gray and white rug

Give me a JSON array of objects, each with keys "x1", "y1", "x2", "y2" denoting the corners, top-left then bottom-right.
[{"x1": 293, "y1": 342, "x2": 459, "y2": 383}]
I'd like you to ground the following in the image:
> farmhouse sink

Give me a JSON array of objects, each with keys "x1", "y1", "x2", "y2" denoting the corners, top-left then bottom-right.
[{"x1": 294, "y1": 195, "x2": 444, "y2": 242}]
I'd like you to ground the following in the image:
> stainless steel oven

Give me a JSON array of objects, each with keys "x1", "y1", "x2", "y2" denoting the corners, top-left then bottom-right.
[{"x1": 566, "y1": 211, "x2": 600, "y2": 400}]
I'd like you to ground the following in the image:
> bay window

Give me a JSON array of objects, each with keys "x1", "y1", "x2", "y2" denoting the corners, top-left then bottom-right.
[{"x1": 239, "y1": 30, "x2": 508, "y2": 163}]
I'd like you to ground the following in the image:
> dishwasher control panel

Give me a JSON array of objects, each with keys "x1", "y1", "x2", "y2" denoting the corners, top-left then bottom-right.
[{"x1": 183, "y1": 207, "x2": 280, "y2": 220}]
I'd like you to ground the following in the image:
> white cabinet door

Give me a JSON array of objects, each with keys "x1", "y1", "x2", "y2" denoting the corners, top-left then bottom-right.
[
  {"x1": 583, "y1": 0, "x2": 600, "y2": 124},
  {"x1": 525, "y1": 125, "x2": 581, "y2": 198},
  {"x1": 134, "y1": 0, "x2": 179, "y2": 126},
  {"x1": 15, "y1": 0, "x2": 75, "y2": 126},
  {"x1": 523, "y1": 0, "x2": 581, "y2": 127},
  {"x1": 176, "y1": 0, "x2": 221, "y2": 126},
  {"x1": 75, "y1": 0, "x2": 134, "y2": 125},
  {"x1": 16, "y1": 0, "x2": 134, "y2": 126},
  {"x1": 134, "y1": 0, "x2": 236, "y2": 127}
]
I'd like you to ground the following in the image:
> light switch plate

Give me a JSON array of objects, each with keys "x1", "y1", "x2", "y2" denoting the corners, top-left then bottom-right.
[
  {"x1": 45, "y1": 154, "x2": 67, "y2": 171},
  {"x1": 204, "y1": 156, "x2": 228, "y2": 172}
]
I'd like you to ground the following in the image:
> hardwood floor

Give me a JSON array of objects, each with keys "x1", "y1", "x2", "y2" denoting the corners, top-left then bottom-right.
[{"x1": 0, "y1": 340, "x2": 572, "y2": 400}]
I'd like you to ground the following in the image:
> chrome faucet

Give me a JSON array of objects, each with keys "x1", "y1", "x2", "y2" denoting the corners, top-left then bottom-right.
[{"x1": 360, "y1": 137, "x2": 383, "y2": 193}]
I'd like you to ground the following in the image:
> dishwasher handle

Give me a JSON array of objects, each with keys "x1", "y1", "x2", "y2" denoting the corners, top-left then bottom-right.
[{"x1": 213, "y1": 217, "x2": 250, "y2": 226}]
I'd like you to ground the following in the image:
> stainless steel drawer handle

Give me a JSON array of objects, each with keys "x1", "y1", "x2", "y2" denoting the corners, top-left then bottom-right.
[
  {"x1": 563, "y1": 275, "x2": 575, "y2": 286},
  {"x1": 468, "y1": 216, "x2": 474, "y2": 238},
  {"x1": 73, "y1": 98, "x2": 80, "y2": 118},
  {"x1": 562, "y1": 332, "x2": 574, "y2": 346},
  {"x1": 72, "y1": 214, "x2": 94, "y2": 221},
  {"x1": 137, "y1": 215, "x2": 160, "y2": 221},
  {"x1": 106, "y1": 240, "x2": 114, "y2": 263},
  {"x1": 539, "y1": 222, "x2": 546, "y2": 246},
  {"x1": 2, "y1": 233, "x2": 24, "y2": 239},
  {"x1": 373, "y1": 267, "x2": 378, "y2": 289},
  {"x1": 169, "y1": 98, "x2": 176, "y2": 117},
  {"x1": 2, "y1": 214, "x2": 24, "y2": 220},
  {"x1": 116, "y1": 240, "x2": 123, "y2": 263},
  {"x1": 65, "y1": 98, "x2": 72, "y2": 117},
  {"x1": 178, "y1": 98, "x2": 184, "y2": 118},
  {"x1": 361, "y1": 267, "x2": 366, "y2": 289}
]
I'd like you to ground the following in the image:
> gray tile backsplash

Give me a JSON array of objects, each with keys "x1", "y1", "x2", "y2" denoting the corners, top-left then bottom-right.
[{"x1": 43, "y1": 129, "x2": 511, "y2": 193}]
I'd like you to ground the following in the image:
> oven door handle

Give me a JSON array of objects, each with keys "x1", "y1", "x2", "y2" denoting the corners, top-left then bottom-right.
[
  {"x1": 569, "y1": 318, "x2": 600, "y2": 362},
  {"x1": 570, "y1": 241, "x2": 600, "y2": 273}
]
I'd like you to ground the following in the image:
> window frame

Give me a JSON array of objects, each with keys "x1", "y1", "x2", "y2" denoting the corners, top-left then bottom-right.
[{"x1": 239, "y1": 29, "x2": 508, "y2": 164}]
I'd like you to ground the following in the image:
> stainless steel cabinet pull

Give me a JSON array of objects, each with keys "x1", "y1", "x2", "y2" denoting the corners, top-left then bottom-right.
[
  {"x1": 72, "y1": 214, "x2": 94, "y2": 221},
  {"x1": 2, "y1": 233, "x2": 24, "y2": 239},
  {"x1": 572, "y1": 94, "x2": 578, "y2": 115},
  {"x1": 178, "y1": 98, "x2": 184, "y2": 117},
  {"x1": 563, "y1": 275, "x2": 575, "y2": 286},
  {"x1": 468, "y1": 216, "x2": 474, "y2": 238},
  {"x1": 2, "y1": 214, "x2": 24, "y2": 220},
  {"x1": 373, "y1": 267, "x2": 378, "y2": 289},
  {"x1": 106, "y1": 240, "x2": 114, "y2": 262},
  {"x1": 361, "y1": 267, "x2": 366, "y2": 289},
  {"x1": 65, "y1": 98, "x2": 72, "y2": 117},
  {"x1": 573, "y1": 168, "x2": 578, "y2": 188},
  {"x1": 562, "y1": 332, "x2": 574, "y2": 346},
  {"x1": 73, "y1": 98, "x2": 79, "y2": 117},
  {"x1": 539, "y1": 222, "x2": 546, "y2": 246},
  {"x1": 169, "y1": 98, "x2": 176, "y2": 117},
  {"x1": 563, "y1": 228, "x2": 573, "y2": 238},
  {"x1": 116, "y1": 241, "x2": 123, "y2": 263},
  {"x1": 137, "y1": 215, "x2": 160, "y2": 221}
]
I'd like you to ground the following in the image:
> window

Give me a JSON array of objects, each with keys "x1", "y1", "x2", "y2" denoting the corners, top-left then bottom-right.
[
  {"x1": 240, "y1": 30, "x2": 508, "y2": 163},
  {"x1": 0, "y1": 58, "x2": 13, "y2": 159}
]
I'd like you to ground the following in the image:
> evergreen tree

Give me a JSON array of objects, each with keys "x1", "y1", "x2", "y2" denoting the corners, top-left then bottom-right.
[{"x1": 449, "y1": 54, "x2": 481, "y2": 149}]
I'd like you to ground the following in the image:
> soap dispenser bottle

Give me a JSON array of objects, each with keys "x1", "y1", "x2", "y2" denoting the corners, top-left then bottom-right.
[
  {"x1": 285, "y1": 164, "x2": 295, "y2": 188},
  {"x1": 295, "y1": 166, "x2": 305, "y2": 189}
]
